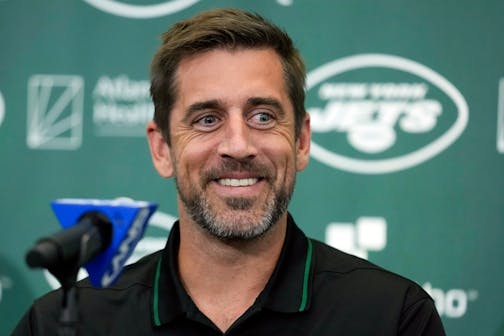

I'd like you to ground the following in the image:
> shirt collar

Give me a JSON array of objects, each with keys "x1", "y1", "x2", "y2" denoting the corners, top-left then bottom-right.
[
  {"x1": 151, "y1": 213, "x2": 313, "y2": 326},
  {"x1": 258, "y1": 213, "x2": 313, "y2": 313}
]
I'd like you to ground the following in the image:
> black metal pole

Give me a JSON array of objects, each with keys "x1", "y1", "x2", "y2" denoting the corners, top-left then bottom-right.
[{"x1": 58, "y1": 285, "x2": 78, "y2": 336}]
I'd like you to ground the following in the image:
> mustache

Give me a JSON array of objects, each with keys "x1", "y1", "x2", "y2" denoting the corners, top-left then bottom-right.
[{"x1": 201, "y1": 158, "x2": 273, "y2": 183}]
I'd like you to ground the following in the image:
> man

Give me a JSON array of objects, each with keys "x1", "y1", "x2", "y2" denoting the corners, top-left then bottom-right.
[{"x1": 13, "y1": 8, "x2": 445, "y2": 335}]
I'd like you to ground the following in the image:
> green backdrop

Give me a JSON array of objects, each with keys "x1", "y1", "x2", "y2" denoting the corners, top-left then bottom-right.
[{"x1": 1, "y1": 1, "x2": 503, "y2": 335}]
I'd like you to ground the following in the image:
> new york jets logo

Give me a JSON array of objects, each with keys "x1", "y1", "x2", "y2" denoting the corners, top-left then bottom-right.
[
  {"x1": 82, "y1": 0, "x2": 200, "y2": 19},
  {"x1": 307, "y1": 54, "x2": 469, "y2": 174}
]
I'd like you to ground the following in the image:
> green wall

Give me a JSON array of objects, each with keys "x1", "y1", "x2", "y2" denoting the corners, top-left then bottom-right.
[{"x1": 1, "y1": 0, "x2": 503, "y2": 334}]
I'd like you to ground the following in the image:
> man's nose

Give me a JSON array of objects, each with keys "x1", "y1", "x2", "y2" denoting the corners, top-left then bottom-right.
[{"x1": 217, "y1": 115, "x2": 258, "y2": 160}]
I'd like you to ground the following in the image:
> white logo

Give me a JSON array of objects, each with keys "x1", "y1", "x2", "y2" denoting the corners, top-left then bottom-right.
[
  {"x1": 497, "y1": 78, "x2": 504, "y2": 153},
  {"x1": 93, "y1": 75, "x2": 153, "y2": 137},
  {"x1": 129, "y1": 211, "x2": 176, "y2": 262},
  {"x1": 100, "y1": 208, "x2": 151, "y2": 286},
  {"x1": 27, "y1": 75, "x2": 84, "y2": 150},
  {"x1": 307, "y1": 54, "x2": 469, "y2": 174},
  {"x1": 44, "y1": 210, "x2": 176, "y2": 289},
  {"x1": 423, "y1": 282, "x2": 478, "y2": 319},
  {"x1": 325, "y1": 217, "x2": 387, "y2": 259},
  {"x1": 0, "y1": 91, "x2": 5, "y2": 127},
  {"x1": 82, "y1": 0, "x2": 200, "y2": 19}
]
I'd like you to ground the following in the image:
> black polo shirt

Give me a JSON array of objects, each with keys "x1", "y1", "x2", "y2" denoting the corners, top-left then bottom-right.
[{"x1": 13, "y1": 214, "x2": 445, "y2": 335}]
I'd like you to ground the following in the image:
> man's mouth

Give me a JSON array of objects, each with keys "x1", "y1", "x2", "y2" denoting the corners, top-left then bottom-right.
[{"x1": 217, "y1": 178, "x2": 259, "y2": 187}]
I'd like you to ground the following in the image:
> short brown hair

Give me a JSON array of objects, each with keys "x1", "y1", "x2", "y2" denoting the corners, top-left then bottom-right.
[{"x1": 150, "y1": 8, "x2": 306, "y2": 143}]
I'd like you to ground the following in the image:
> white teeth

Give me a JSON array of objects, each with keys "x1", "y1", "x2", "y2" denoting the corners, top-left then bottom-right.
[{"x1": 218, "y1": 178, "x2": 258, "y2": 187}]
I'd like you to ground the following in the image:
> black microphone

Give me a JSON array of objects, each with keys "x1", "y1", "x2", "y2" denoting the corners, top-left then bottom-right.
[
  {"x1": 25, "y1": 198, "x2": 157, "y2": 287},
  {"x1": 26, "y1": 211, "x2": 112, "y2": 271}
]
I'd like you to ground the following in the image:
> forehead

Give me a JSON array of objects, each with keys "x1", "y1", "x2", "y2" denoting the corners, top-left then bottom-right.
[{"x1": 173, "y1": 48, "x2": 291, "y2": 110}]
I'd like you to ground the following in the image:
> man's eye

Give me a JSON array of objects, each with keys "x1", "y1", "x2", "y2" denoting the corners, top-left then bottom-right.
[
  {"x1": 250, "y1": 112, "x2": 275, "y2": 126},
  {"x1": 195, "y1": 115, "x2": 218, "y2": 126}
]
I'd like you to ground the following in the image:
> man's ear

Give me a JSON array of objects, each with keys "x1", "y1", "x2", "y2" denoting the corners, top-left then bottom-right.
[
  {"x1": 295, "y1": 113, "x2": 311, "y2": 172},
  {"x1": 146, "y1": 120, "x2": 174, "y2": 178}
]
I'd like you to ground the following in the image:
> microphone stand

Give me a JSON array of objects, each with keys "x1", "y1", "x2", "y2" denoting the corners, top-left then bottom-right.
[
  {"x1": 43, "y1": 251, "x2": 78, "y2": 336},
  {"x1": 56, "y1": 274, "x2": 78, "y2": 336},
  {"x1": 27, "y1": 213, "x2": 112, "y2": 336}
]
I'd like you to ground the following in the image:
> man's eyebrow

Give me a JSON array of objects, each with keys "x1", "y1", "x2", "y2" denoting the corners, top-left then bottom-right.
[
  {"x1": 187, "y1": 99, "x2": 221, "y2": 113},
  {"x1": 182, "y1": 99, "x2": 221, "y2": 123},
  {"x1": 246, "y1": 97, "x2": 285, "y2": 115}
]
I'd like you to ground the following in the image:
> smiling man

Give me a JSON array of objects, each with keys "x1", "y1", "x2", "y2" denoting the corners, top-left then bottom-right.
[
  {"x1": 13, "y1": 8, "x2": 445, "y2": 335},
  {"x1": 148, "y1": 47, "x2": 306, "y2": 241}
]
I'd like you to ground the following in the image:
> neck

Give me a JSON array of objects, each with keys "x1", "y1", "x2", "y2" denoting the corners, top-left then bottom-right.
[{"x1": 177, "y1": 212, "x2": 288, "y2": 332}]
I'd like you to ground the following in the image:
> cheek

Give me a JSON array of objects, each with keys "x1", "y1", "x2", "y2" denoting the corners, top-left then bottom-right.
[
  {"x1": 173, "y1": 138, "x2": 216, "y2": 177},
  {"x1": 260, "y1": 138, "x2": 297, "y2": 176},
  {"x1": 262, "y1": 129, "x2": 297, "y2": 158}
]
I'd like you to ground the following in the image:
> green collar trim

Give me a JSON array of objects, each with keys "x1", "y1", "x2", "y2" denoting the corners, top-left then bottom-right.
[
  {"x1": 299, "y1": 238, "x2": 312, "y2": 311},
  {"x1": 153, "y1": 257, "x2": 162, "y2": 326}
]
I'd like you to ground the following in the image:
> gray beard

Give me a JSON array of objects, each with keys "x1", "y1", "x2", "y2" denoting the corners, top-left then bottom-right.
[{"x1": 175, "y1": 171, "x2": 294, "y2": 241}]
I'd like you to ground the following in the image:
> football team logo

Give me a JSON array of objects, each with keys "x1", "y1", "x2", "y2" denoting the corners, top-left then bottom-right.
[
  {"x1": 82, "y1": 0, "x2": 200, "y2": 19},
  {"x1": 307, "y1": 54, "x2": 469, "y2": 174}
]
